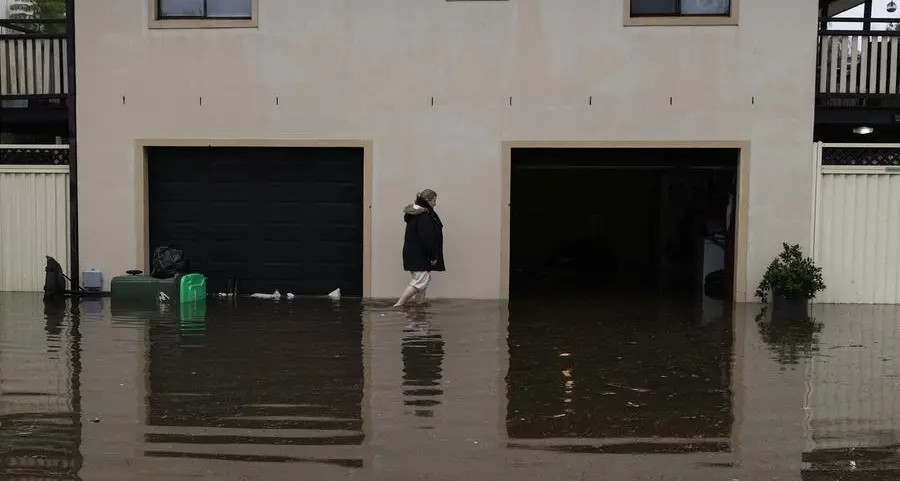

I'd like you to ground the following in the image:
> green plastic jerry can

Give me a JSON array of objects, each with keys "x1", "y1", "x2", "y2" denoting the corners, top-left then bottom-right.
[{"x1": 178, "y1": 273, "x2": 207, "y2": 303}]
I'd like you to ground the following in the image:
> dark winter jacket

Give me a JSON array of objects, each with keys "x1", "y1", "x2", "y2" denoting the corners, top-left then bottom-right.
[{"x1": 402, "y1": 198, "x2": 445, "y2": 272}]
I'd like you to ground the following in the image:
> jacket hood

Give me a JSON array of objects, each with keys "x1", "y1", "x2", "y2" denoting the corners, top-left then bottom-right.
[
  {"x1": 404, "y1": 197, "x2": 441, "y2": 225},
  {"x1": 403, "y1": 203, "x2": 428, "y2": 216}
]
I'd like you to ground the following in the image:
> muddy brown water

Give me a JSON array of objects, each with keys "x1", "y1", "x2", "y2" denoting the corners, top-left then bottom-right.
[{"x1": 1, "y1": 293, "x2": 899, "y2": 480}]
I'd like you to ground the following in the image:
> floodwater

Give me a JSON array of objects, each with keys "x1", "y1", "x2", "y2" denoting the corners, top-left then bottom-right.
[{"x1": 1, "y1": 293, "x2": 899, "y2": 480}]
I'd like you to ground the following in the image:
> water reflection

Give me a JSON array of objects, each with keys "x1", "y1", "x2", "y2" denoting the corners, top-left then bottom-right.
[
  {"x1": 0, "y1": 295, "x2": 82, "y2": 480},
  {"x1": 4, "y1": 293, "x2": 900, "y2": 479},
  {"x1": 505, "y1": 298, "x2": 733, "y2": 453},
  {"x1": 801, "y1": 304, "x2": 900, "y2": 481},
  {"x1": 401, "y1": 308, "x2": 445, "y2": 423},
  {"x1": 755, "y1": 306, "x2": 823, "y2": 369},
  {"x1": 141, "y1": 299, "x2": 365, "y2": 467}
]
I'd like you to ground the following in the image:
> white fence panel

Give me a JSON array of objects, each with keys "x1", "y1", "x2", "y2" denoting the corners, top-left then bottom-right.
[
  {"x1": 813, "y1": 143, "x2": 900, "y2": 304},
  {"x1": 0, "y1": 162, "x2": 69, "y2": 292}
]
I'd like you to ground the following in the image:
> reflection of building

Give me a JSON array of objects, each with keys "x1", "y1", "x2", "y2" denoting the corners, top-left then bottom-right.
[
  {"x1": 802, "y1": 305, "x2": 900, "y2": 478},
  {"x1": 0, "y1": 295, "x2": 82, "y2": 480},
  {"x1": 0, "y1": 412, "x2": 81, "y2": 480},
  {"x1": 143, "y1": 301, "x2": 366, "y2": 468},
  {"x1": 505, "y1": 301, "x2": 733, "y2": 451}
]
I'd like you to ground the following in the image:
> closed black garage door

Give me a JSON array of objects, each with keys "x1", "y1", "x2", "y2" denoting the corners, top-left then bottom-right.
[{"x1": 148, "y1": 147, "x2": 364, "y2": 296}]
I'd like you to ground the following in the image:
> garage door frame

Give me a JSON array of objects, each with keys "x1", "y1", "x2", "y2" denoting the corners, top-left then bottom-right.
[
  {"x1": 500, "y1": 140, "x2": 751, "y2": 301},
  {"x1": 134, "y1": 139, "x2": 373, "y2": 298},
  {"x1": 812, "y1": 142, "x2": 900, "y2": 304}
]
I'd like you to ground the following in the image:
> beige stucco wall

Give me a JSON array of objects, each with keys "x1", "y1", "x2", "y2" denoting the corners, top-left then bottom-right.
[{"x1": 75, "y1": 0, "x2": 818, "y2": 300}]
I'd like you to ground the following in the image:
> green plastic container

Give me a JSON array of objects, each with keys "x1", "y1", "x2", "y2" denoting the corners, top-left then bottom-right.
[
  {"x1": 110, "y1": 275, "x2": 178, "y2": 304},
  {"x1": 110, "y1": 273, "x2": 207, "y2": 305},
  {"x1": 178, "y1": 273, "x2": 207, "y2": 303}
]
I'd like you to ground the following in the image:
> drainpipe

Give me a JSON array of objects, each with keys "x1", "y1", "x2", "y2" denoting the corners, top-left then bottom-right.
[
  {"x1": 863, "y1": 0, "x2": 873, "y2": 32},
  {"x1": 66, "y1": 0, "x2": 79, "y2": 289}
]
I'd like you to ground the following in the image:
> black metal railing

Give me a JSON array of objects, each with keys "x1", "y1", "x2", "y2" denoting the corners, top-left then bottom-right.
[{"x1": 0, "y1": 19, "x2": 68, "y2": 99}]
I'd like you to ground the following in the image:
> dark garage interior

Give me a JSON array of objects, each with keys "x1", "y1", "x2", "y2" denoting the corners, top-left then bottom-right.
[
  {"x1": 147, "y1": 147, "x2": 365, "y2": 297},
  {"x1": 510, "y1": 148, "x2": 739, "y2": 301}
]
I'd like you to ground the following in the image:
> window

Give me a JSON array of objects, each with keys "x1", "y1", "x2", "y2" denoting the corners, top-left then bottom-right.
[
  {"x1": 158, "y1": 0, "x2": 252, "y2": 19},
  {"x1": 150, "y1": 0, "x2": 257, "y2": 28},
  {"x1": 626, "y1": 0, "x2": 737, "y2": 26},
  {"x1": 631, "y1": 0, "x2": 730, "y2": 16}
]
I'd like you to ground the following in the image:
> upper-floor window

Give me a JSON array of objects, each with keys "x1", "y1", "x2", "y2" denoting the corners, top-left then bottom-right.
[
  {"x1": 631, "y1": 0, "x2": 730, "y2": 17},
  {"x1": 150, "y1": 0, "x2": 258, "y2": 29},
  {"x1": 626, "y1": 0, "x2": 738, "y2": 26},
  {"x1": 158, "y1": 0, "x2": 252, "y2": 19}
]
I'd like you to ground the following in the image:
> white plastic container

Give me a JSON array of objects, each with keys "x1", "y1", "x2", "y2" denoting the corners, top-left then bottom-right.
[{"x1": 83, "y1": 269, "x2": 103, "y2": 291}]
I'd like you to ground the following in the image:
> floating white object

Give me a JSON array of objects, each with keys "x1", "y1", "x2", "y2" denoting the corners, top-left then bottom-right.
[
  {"x1": 250, "y1": 290, "x2": 281, "y2": 300},
  {"x1": 327, "y1": 288, "x2": 341, "y2": 300},
  {"x1": 286, "y1": 293, "x2": 295, "y2": 300},
  {"x1": 216, "y1": 292, "x2": 234, "y2": 298}
]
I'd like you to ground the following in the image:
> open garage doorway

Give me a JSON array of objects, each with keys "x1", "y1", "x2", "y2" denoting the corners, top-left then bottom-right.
[{"x1": 506, "y1": 145, "x2": 745, "y2": 303}]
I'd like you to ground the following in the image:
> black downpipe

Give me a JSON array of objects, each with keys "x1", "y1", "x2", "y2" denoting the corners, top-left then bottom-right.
[
  {"x1": 863, "y1": 0, "x2": 873, "y2": 32},
  {"x1": 66, "y1": 0, "x2": 79, "y2": 289}
]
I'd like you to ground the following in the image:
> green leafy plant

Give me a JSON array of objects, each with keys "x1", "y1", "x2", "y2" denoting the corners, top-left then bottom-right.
[{"x1": 755, "y1": 243, "x2": 826, "y2": 303}]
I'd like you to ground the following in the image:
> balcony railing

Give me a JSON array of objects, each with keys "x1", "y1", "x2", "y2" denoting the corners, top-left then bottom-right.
[
  {"x1": 0, "y1": 19, "x2": 68, "y2": 99},
  {"x1": 817, "y1": 18, "x2": 900, "y2": 108}
]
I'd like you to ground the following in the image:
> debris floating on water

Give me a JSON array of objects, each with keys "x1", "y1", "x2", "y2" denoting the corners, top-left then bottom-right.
[
  {"x1": 250, "y1": 290, "x2": 281, "y2": 300},
  {"x1": 607, "y1": 383, "x2": 651, "y2": 393}
]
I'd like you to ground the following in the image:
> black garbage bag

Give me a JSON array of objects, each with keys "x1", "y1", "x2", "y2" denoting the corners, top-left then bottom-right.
[
  {"x1": 43, "y1": 256, "x2": 68, "y2": 300},
  {"x1": 150, "y1": 246, "x2": 190, "y2": 279},
  {"x1": 704, "y1": 269, "x2": 727, "y2": 301}
]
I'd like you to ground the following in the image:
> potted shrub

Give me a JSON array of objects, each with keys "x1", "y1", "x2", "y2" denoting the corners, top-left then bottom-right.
[{"x1": 755, "y1": 243, "x2": 826, "y2": 319}]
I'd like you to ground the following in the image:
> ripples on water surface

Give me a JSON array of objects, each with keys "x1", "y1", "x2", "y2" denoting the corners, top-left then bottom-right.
[{"x1": 1, "y1": 293, "x2": 899, "y2": 480}]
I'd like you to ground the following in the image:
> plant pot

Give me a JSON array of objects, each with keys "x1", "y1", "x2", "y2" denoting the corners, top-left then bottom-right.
[{"x1": 772, "y1": 295, "x2": 810, "y2": 322}]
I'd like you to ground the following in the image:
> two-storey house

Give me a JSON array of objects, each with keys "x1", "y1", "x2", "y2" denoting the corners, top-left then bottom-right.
[{"x1": 3, "y1": 0, "x2": 898, "y2": 302}]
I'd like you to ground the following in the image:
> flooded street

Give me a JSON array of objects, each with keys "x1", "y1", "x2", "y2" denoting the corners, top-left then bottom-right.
[{"x1": 1, "y1": 293, "x2": 899, "y2": 480}]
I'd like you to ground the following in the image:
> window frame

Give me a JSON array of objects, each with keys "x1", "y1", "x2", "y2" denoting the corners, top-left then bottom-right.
[
  {"x1": 149, "y1": 0, "x2": 258, "y2": 29},
  {"x1": 624, "y1": 0, "x2": 739, "y2": 27}
]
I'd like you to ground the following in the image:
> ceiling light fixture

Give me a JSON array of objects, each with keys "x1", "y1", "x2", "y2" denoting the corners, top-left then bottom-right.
[{"x1": 853, "y1": 126, "x2": 875, "y2": 135}]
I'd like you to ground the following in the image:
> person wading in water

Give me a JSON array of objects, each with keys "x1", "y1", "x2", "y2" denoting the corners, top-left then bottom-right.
[{"x1": 393, "y1": 189, "x2": 444, "y2": 308}]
